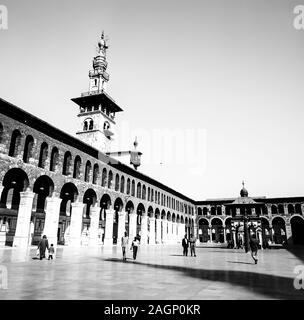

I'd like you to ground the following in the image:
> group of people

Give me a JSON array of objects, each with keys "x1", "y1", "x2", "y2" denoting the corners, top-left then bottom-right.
[
  {"x1": 37, "y1": 235, "x2": 55, "y2": 260},
  {"x1": 182, "y1": 234, "x2": 197, "y2": 257},
  {"x1": 121, "y1": 232, "x2": 140, "y2": 261}
]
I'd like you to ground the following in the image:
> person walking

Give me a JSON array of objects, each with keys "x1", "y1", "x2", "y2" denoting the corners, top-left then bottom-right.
[
  {"x1": 249, "y1": 233, "x2": 259, "y2": 264},
  {"x1": 130, "y1": 237, "x2": 139, "y2": 260},
  {"x1": 182, "y1": 234, "x2": 189, "y2": 256},
  {"x1": 48, "y1": 244, "x2": 55, "y2": 260},
  {"x1": 189, "y1": 234, "x2": 197, "y2": 257},
  {"x1": 37, "y1": 235, "x2": 49, "y2": 260},
  {"x1": 121, "y1": 232, "x2": 129, "y2": 262}
]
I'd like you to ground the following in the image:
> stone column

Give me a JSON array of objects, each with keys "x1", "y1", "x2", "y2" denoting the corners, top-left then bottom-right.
[
  {"x1": 128, "y1": 212, "x2": 137, "y2": 243},
  {"x1": 104, "y1": 209, "x2": 114, "y2": 246},
  {"x1": 284, "y1": 204, "x2": 288, "y2": 216},
  {"x1": 13, "y1": 190, "x2": 35, "y2": 248},
  {"x1": 89, "y1": 205, "x2": 101, "y2": 247},
  {"x1": 117, "y1": 211, "x2": 127, "y2": 246},
  {"x1": 269, "y1": 225, "x2": 274, "y2": 243},
  {"x1": 223, "y1": 228, "x2": 227, "y2": 244},
  {"x1": 167, "y1": 220, "x2": 172, "y2": 244},
  {"x1": 209, "y1": 225, "x2": 213, "y2": 243},
  {"x1": 43, "y1": 195, "x2": 62, "y2": 249},
  {"x1": 267, "y1": 205, "x2": 272, "y2": 217},
  {"x1": 69, "y1": 201, "x2": 85, "y2": 246},
  {"x1": 258, "y1": 231, "x2": 263, "y2": 250},
  {"x1": 140, "y1": 215, "x2": 148, "y2": 245},
  {"x1": 162, "y1": 219, "x2": 168, "y2": 244},
  {"x1": 156, "y1": 218, "x2": 162, "y2": 244},
  {"x1": 232, "y1": 230, "x2": 237, "y2": 248},
  {"x1": 149, "y1": 218, "x2": 156, "y2": 245}
]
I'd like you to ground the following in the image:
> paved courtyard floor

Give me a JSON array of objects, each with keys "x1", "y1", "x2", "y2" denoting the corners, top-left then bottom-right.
[{"x1": 0, "y1": 244, "x2": 303, "y2": 300}]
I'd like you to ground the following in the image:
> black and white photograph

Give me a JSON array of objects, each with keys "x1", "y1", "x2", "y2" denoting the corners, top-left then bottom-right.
[{"x1": 0, "y1": 0, "x2": 304, "y2": 308}]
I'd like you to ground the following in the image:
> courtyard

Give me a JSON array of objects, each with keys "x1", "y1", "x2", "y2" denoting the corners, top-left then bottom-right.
[{"x1": 0, "y1": 244, "x2": 303, "y2": 300}]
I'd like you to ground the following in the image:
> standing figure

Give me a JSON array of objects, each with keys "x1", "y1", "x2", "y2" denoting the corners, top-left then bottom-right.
[
  {"x1": 131, "y1": 237, "x2": 139, "y2": 260},
  {"x1": 121, "y1": 232, "x2": 129, "y2": 262},
  {"x1": 37, "y1": 235, "x2": 49, "y2": 260},
  {"x1": 182, "y1": 234, "x2": 189, "y2": 256},
  {"x1": 48, "y1": 244, "x2": 55, "y2": 260},
  {"x1": 249, "y1": 233, "x2": 259, "y2": 264},
  {"x1": 189, "y1": 233, "x2": 197, "y2": 257}
]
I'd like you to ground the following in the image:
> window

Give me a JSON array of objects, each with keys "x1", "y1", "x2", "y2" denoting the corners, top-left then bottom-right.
[
  {"x1": 9, "y1": 129, "x2": 22, "y2": 157},
  {"x1": 50, "y1": 147, "x2": 59, "y2": 172},
  {"x1": 38, "y1": 142, "x2": 48, "y2": 168},
  {"x1": 23, "y1": 135, "x2": 34, "y2": 163}
]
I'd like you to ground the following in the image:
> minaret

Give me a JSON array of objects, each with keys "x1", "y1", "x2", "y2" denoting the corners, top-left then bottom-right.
[{"x1": 71, "y1": 32, "x2": 123, "y2": 153}]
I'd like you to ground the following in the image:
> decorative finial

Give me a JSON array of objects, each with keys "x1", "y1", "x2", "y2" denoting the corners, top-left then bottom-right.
[
  {"x1": 134, "y1": 137, "x2": 138, "y2": 149},
  {"x1": 101, "y1": 30, "x2": 104, "y2": 39},
  {"x1": 242, "y1": 180, "x2": 245, "y2": 188}
]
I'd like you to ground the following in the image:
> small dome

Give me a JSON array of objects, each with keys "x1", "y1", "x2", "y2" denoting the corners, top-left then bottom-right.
[{"x1": 240, "y1": 181, "x2": 248, "y2": 197}]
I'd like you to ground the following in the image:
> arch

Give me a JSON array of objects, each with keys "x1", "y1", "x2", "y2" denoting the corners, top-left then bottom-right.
[
  {"x1": 136, "y1": 203, "x2": 146, "y2": 237},
  {"x1": 161, "y1": 209, "x2": 166, "y2": 220},
  {"x1": 210, "y1": 207, "x2": 216, "y2": 216},
  {"x1": 62, "y1": 151, "x2": 72, "y2": 176},
  {"x1": 271, "y1": 205, "x2": 278, "y2": 215},
  {"x1": 59, "y1": 183, "x2": 78, "y2": 215},
  {"x1": 84, "y1": 160, "x2": 92, "y2": 183},
  {"x1": 9, "y1": 129, "x2": 22, "y2": 157},
  {"x1": 125, "y1": 200, "x2": 134, "y2": 214},
  {"x1": 38, "y1": 142, "x2": 48, "y2": 169},
  {"x1": 272, "y1": 216, "x2": 286, "y2": 245},
  {"x1": 131, "y1": 180, "x2": 135, "y2": 197},
  {"x1": 211, "y1": 217, "x2": 223, "y2": 225},
  {"x1": 49, "y1": 147, "x2": 59, "y2": 172},
  {"x1": 92, "y1": 164, "x2": 99, "y2": 184},
  {"x1": 101, "y1": 168, "x2": 107, "y2": 187},
  {"x1": 290, "y1": 215, "x2": 304, "y2": 245},
  {"x1": 216, "y1": 206, "x2": 222, "y2": 215},
  {"x1": 278, "y1": 204, "x2": 284, "y2": 215},
  {"x1": 203, "y1": 207, "x2": 208, "y2": 215},
  {"x1": 33, "y1": 175, "x2": 54, "y2": 212},
  {"x1": 126, "y1": 178, "x2": 131, "y2": 195},
  {"x1": 137, "y1": 182, "x2": 141, "y2": 198},
  {"x1": 114, "y1": 197, "x2": 123, "y2": 212},
  {"x1": 120, "y1": 176, "x2": 125, "y2": 193},
  {"x1": 172, "y1": 212, "x2": 176, "y2": 222},
  {"x1": 73, "y1": 155, "x2": 82, "y2": 179},
  {"x1": 115, "y1": 173, "x2": 120, "y2": 191},
  {"x1": 155, "y1": 208, "x2": 160, "y2": 219},
  {"x1": 198, "y1": 207, "x2": 202, "y2": 216},
  {"x1": 295, "y1": 204, "x2": 302, "y2": 215},
  {"x1": 23, "y1": 135, "x2": 34, "y2": 163},
  {"x1": 198, "y1": 217, "x2": 209, "y2": 225},
  {"x1": 224, "y1": 216, "x2": 232, "y2": 225},
  {"x1": 100, "y1": 193, "x2": 112, "y2": 221},
  {"x1": 148, "y1": 187, "x2": 150, "y2": 201},
  {"x1": 288, "y1": 204, "x2": 295, "y2": 214},
  {"x1": 83, "y1": 189, "x2": 97, "y2": 218},
  {"x1": 142, "y1": 185, "x2": 146, "y2": 200},
  {"x1": 89, "y1": 119, "x2": 94, "y2": 130},
  {"x1": 83, "y1": 121, "x2": 88, "y2": 131},
  {"x1": 108, "y1": 170, "x2": 113, "y2": 188},
  {"x1": 0, "y1": 168, "x2": 29, "y2": 209},
  {"x1": 148, "y1": 206, "x2": 154, "y2": 218},
  {"x1": 180, "y1": 215, "x2": 184, "y2": 224},
  {"x1": 167, "y1": 211, "x2": 171, "y2": 221}
]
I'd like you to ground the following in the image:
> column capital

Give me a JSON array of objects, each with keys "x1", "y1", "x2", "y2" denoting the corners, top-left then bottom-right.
[{"x1": 71, "y1": 201, "x2": 85, "y2": 209}]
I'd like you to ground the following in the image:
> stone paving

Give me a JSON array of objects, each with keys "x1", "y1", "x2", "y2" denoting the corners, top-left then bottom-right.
[{"x1": 0, "y1": 244, "x2": 303, "y2": 300}]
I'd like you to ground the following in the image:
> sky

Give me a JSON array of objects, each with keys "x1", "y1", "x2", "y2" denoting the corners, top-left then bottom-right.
[{"x1": 0, "y1": 0, "x2": 304, "y2": 201}]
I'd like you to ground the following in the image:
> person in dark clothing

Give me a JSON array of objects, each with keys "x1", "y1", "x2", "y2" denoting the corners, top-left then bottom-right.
[
  {"x1": 130, "y1": 237, "x2": 139, "y2": 260},
  {"x1": 182, "y1": 234, "x2": 189, "y2": 256},
  {"x1": 249, "y1": 233, "x2": 259, "y2": 264},
  {"x1": 37, "y1": 235, "x2": 49, "y2": 260}
]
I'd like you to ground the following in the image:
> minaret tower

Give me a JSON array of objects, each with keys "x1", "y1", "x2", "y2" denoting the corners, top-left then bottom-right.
[{"x1": 71, "y1": 32, "x2": 123, "y2": 153}]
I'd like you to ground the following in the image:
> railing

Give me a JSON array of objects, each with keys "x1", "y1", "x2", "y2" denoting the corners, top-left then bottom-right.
[{"x1": 81, "y1": 90, "x2": 104, "y2": 97}]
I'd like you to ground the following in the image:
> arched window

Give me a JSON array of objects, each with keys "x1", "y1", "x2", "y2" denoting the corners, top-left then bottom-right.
[
  {"x1": 108, "y1": 170, "x2": 113, "y2": 188},
  {"x1": 115, "y1": 173, "x2": 120, "y2": 191},
  {"x1": 104, "y1": 121, "x2": 110, "y2": 130},
  {"x1": 101, "y1": 168, "x2": 107, "y2": 187},
  {"x1": 288, "y1": 204, "x2": 295, "y2": 214},
  {"x1": 142, "y1": 185, "x2": 146, "y2": 200},
  {"x1": 271, "y1": 205, "x2": 278, "y2": 215},
  {"x1": 131, "y1": 180, "x2": 135, "y2": 196},
  {"x1": 62, "y1": 151, "x2": 72, "y2": 175},
  {"x1": 295, "y1": 204, "x2": 302, "y2": 215},
  {"x1": 50, "y1": 147, "x2": 59, "y2": 172},
  {"x1": 38, "y1": 142, "x2": 48, "y2": 168},
  {"x1": 93, "y1": 164, "x2": 99, "y2": 184},
  {"x1": 126, "y1": 178, "x2": 130, "y2": 195},
  {"x1": 151, "y1": 189, "x2": 154, "y2": 202},
  {"x1": 83, "y1": 121, "x2": 88, "y2": 131},
  {"x1": 137, "y1": 182, "x2": 141, "y2": 198},
  {"x1": 89, "y1": 120, "x2": 94, "y2": 130},
  {"x1": 84, "y1": 161, "x2": 92, "y2": 182},
  {"x1": 23, "y1": 135, "x2": 34, "y2": 163},
  {"x1": 120, "y1": 176, "x2": 125, "y2": 193},
  {"x1": 9, "y1": 129, "x2": 22, "y2": 157},
  {"x1": 0, "y1": 122, "x2": 4, "y2": 144},
  {"x1": 73, "y1": 155, "x2": 82, "y2": 179}
]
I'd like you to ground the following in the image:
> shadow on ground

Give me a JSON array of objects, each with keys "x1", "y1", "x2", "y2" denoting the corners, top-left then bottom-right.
[{"x1": 104, "y1": 257, "x2": 304, "y2": 300}]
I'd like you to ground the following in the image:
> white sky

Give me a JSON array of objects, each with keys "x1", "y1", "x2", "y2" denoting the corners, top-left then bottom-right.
[{"x1": 0, "y1": 0, "x2": 304, "y2": 201}]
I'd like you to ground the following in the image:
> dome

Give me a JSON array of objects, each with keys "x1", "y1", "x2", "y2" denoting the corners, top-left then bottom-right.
[{"x1": 240, "y1": 181, "x2": 248, "y2": 197}]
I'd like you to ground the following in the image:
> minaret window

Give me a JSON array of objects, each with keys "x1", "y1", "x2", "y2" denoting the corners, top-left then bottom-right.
[
  {"x1": 83, "y1": 121, "x2": 88, "y2": 131},
  {"x1": 89, "y1": 120, "x2": 94, "y2": 130},
  {"x1": 103, "y1": 121, "x2": 110, "y2": 130}
]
